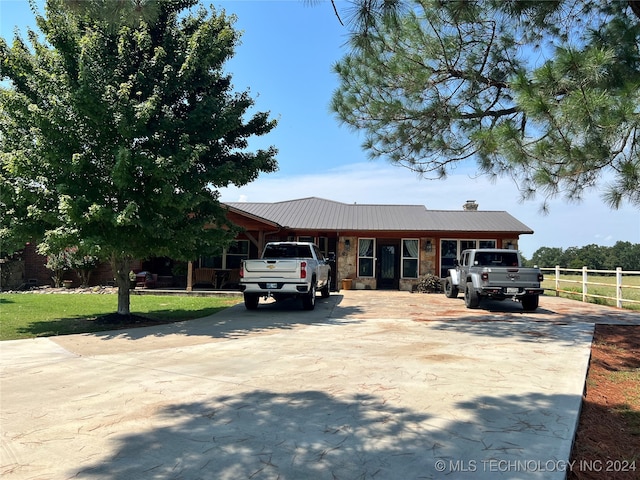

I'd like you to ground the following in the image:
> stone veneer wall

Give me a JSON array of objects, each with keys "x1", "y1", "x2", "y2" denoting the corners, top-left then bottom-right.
[
  {"x1": 503, "y1": 238, "x2": 519, "y2": 250},
  {"x1": 336, "y1": 236, "x2": 357, "y2": 288}
]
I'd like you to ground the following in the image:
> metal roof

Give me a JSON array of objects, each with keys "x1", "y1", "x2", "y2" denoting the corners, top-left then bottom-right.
[{"x1": 224, "y1": 197, "x2": 533, "y2": 233}]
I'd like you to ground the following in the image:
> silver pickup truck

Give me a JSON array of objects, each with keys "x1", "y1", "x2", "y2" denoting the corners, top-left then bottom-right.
[
  {"x1": 239, "y1": 242, "x2": 331, "y2": 310},
  {"x1": 443, "y1": 248, "x2": 544, "y2": 311}
]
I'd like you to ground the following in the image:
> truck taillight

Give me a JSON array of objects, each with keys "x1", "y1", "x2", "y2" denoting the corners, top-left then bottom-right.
[
  {"x1": 300, "y1": 261, "x2": 307, "y2": 279},
  {"x1": 239, "y1": 265, "x2": 244, "y2": 278},
  {"x1": 481, "y1": 272, "x2": 489, "y2": 281},
  {"x1": 538, "y1": 273, "x2": 544, "y2": 282}
]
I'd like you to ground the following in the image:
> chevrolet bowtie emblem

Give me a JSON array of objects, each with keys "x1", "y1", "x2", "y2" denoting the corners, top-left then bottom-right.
[{"x1": 267, "y1": 265, "x2": 276, "y2": 269}]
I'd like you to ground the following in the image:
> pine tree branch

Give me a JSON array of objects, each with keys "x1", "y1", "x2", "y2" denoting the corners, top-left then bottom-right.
[{"x1": 629, "y1": 1, "x2": 640, "y2": 20}]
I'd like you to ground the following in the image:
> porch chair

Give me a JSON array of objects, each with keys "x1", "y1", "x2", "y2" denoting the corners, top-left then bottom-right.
[{"x1": 193, "y1": 268, "x2": 216, "y2": 287}]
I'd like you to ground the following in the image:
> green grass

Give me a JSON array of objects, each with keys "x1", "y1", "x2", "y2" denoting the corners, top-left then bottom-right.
[
  {"x1": 609, "y1": 370, "x2": 640, "y2": 435},
  {"x1": 608, "y1": 368, "x2": 640, "y2": 385},
  {"x1": 541, "y1": 273, "x2": 640, "y2": 310},
  {"x1": 0, "y1": 293, "x2": 242, "y2": 340}
]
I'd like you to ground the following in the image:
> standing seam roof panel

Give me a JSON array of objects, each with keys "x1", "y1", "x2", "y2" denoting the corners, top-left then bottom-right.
[{"x1": 224, "y1": 198, "x2": 533, "y2": 233}]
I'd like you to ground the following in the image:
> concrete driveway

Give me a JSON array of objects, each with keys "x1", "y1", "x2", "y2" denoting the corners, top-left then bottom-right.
[{"x1": 2, "y1": 291, "x2": 639, "y2": 479}]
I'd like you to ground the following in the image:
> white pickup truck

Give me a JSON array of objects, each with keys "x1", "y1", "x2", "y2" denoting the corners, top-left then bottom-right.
[
  {"x1": 239, "y1": 242, "x2": 332, "y2": 310},
  {"x1": 444, "y1": 248, "x2": 544, "y2": 311}
]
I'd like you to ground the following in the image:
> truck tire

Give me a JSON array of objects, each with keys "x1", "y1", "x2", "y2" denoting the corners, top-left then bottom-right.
[
  {"x1": 464, "y1": 282, "x2": 480, "y2": 309},
  {"x1": 320, "y1": 274, "x2": 331, "y2": 298},
  {"x1": 444, "y1": 277, "x2": 459, "y2": 298},
  {"x1": 302, "y1": 282, "x2": 316, "y2": 310},
  {"x1": 244, "y1": 293, "x2": 259, "y2": 310},
  {"x1": 521, "y1": 295, "x2": 539, "y2": 312}
]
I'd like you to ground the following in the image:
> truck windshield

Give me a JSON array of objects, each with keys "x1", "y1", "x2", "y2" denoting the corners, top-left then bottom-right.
[
  {"x1": 475, "y1": 252, "x2": 519, "y2": 267},
  {"x1": 263, "y1": 244, "x2": 313, "y2": 258}
]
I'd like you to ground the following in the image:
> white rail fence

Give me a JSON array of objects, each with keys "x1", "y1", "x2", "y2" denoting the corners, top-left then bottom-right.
[{"x1": 540, "y1": 266, "x2": 640, "y2": 309}]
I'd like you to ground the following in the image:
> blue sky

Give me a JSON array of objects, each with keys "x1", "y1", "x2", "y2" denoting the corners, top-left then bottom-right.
[{"x1": 2, "y1": 0, "x2": 639, "y2": 258}]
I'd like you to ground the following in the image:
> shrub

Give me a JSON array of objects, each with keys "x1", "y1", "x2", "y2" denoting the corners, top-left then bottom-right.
[
  {"x1": 415, "y1": 273, "x2": 442, "y2": 293},
  {"x1": 67, "y1": 247, "x2": 98, "y2": 287},
  {"x1": 42, "y1": 250, "x2": 72, "y2": 287}
]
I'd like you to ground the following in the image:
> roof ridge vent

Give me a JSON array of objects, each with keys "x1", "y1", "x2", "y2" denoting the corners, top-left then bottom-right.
[{"x1": 463, "y1": 200, "x2": 478, "y2": 211}]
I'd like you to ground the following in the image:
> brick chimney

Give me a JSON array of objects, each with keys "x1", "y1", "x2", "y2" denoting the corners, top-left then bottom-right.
[{"x1": 463, "y1": 200, "x2": 478, "y2": 211}]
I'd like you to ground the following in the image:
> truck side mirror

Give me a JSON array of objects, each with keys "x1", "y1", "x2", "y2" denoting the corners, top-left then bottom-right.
[{"x1": 453, "y1": 259, "x2": 459, "y2": 267}]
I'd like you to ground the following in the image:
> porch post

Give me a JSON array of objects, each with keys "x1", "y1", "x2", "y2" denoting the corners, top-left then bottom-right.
[{"x1": 187, "y1": 261, "x2": 193, "y2": 292}]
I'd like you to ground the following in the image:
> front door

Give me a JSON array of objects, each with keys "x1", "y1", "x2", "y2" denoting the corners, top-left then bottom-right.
[{"x1": 377, "y1": 241, "x2": 399, "y2": 289}]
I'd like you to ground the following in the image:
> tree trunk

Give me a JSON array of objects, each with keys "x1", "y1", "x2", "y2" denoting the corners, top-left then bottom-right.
[
  {"x1": 78, "y1": 269, "x2": 92, "y2": 288},
  {"x1": 110, "y1": 254, "x2": 132, "y2": 316}
]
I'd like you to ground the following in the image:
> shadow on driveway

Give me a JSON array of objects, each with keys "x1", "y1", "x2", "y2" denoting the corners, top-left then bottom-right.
[
  {"x1": 48, "y1": 294, "x2": 366, "y2": 356},
  {"x1": 74, "y1": 389, "x2": 579, "y2": 480}
]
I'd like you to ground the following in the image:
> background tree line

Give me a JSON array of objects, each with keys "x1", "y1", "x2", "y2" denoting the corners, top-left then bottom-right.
[{"x1": 524, "y1": 242, "x2": 640, "y2": 270}]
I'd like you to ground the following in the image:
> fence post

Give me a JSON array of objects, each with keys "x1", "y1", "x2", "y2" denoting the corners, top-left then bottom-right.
[
  {"x1": 582, "y1": 266, "x2": 588, "y2": 303},
  {"x1": 555, "y1": 265, "x2": 560, "y2": 297},
  {"x1": 616, "y1": 267, "x2": 623, "y2": 308}
]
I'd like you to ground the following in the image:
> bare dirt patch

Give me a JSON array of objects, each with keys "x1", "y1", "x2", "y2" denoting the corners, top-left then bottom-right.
[{"x1": 568, "y1": 324, "x2": 640, "y2": 480}]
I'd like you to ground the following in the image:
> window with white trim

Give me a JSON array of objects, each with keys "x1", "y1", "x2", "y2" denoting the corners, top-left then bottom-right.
[
  {"x1": 461, "y1": 240, "x2": 477, "y2": 251},
  {"x1": 479, "y1": 240, "x2": 496, "y2": 249},
  {"x1": 358, "y1": 238, "x2": 375, "y2": 277},
  {"x1": 439, "y1": 239, "x2": 497, "y2": 277},
  {"x1": 402, "y1": 239, "x2": 419, "y2": 278}
]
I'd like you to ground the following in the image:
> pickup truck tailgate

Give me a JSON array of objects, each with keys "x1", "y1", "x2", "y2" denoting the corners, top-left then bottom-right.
[
  {"x1": 242, "y1": 259, "x2": 300, "y2": 277},
  {"x1": 486, "y1": 268, "x2": 541, "y2": 288}
]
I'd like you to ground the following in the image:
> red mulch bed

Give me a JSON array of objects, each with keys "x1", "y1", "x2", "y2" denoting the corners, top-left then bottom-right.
[{"x1": 568, "y1": 324, "x2": 640, "y2": 479}]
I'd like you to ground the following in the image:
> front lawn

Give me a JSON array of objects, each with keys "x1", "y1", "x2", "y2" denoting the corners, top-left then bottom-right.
[{"x1": 0, "y1": 293, "x2": 242, "y2": 340}]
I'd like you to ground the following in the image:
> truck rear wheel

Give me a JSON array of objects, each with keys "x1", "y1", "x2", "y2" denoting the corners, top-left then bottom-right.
[
  {"x1": 244, "y1": 293, "x2": 259, "y2": 310},
  {"x1": 302, "y1": 282, "x2": 316, "y2": 310},
  {"x1": 464, "y1": 282, "x2": 480, "y2": 309},
  {"x1": 320, "y1": 274, "x2": 331, "y2": 298},
  {"x1": 521, "y1": 295, "x2": 539, "y2": 312},
  {"x1": 444, "y1": 277, "x2": 459, "y2": 298}
]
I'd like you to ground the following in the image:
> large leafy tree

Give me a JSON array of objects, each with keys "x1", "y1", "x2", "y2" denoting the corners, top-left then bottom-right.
[
  {"x1": 331, "y1": 0, "x2": 640, "y2": 210},
  {"x1": 1, "y1": 0, "x2": 277, "y2": 314}
]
